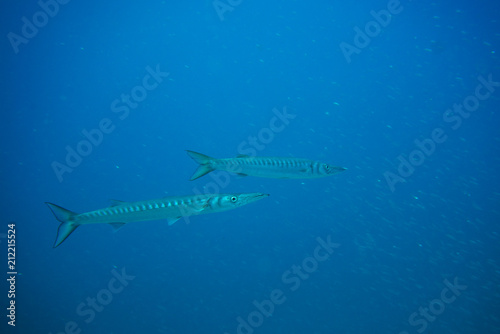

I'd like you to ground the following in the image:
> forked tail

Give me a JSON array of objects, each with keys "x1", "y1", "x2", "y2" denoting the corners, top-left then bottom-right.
[
  {"x1": 45, "y1": 202, "x2": 80, "y2": 248},
  {"x1": 186, "y1": 150, "x2": 215, "y2": 180}
]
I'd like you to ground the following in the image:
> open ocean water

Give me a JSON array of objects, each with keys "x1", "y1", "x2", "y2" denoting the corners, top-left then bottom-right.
[{"x1": 1, "y1": 0, "x2": 499, "y2": 333}]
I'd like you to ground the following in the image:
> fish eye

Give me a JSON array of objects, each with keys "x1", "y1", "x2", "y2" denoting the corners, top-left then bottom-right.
[
  {"x1": 323, "y1": 164, "x2": 330, "y2": 171},
  {"x1": 230, "y1": 196, "x2": 238, "y2": 203}
]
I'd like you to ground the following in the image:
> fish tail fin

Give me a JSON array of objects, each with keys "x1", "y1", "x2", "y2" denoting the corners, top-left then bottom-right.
[
  {"x1": 45, "y1": 202, "x2": 80, "y2": 248},
  {"x1": 186, "y1": 150, "x2": 215, "y2": 180}
]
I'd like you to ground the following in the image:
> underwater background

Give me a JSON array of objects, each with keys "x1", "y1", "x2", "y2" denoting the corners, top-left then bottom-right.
[{"x1": 1, "y1": 0, "x2": 499, "y2": 333}]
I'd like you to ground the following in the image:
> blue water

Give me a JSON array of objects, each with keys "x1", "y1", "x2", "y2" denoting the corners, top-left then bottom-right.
[{"x1": 1, "y1": 1, "x2": 499, "y2": 333}]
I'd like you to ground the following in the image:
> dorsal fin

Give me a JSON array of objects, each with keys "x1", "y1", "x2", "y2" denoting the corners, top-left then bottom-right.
[
  {"x1": 236, "y1": 154, "x2": 250, "y2": 158},
  {"x1": 109, "y1": 199, "x2": 127, "y2": 207}
]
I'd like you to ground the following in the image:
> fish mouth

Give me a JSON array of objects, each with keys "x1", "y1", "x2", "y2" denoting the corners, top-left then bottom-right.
[
  {"x1": 330, "y1": 166, "x2": 347, "y2": 174},
  {"x1": 246, "y1": 193, "x2": 270, "y2": 202}
]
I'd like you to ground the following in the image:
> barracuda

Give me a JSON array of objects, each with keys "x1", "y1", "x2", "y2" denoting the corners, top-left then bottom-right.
[
  {"x1": 46, "y1": 193, "x2": 269, "y2": 248},
  {"x1": 187, "y1": 150, "x2": 347, "y2": 180}
]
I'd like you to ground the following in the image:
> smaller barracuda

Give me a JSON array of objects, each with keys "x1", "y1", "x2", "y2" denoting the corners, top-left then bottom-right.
[
  {"x1": 46, "y1": 193, "x2": 269, "y2": 248},
  {"x1": 187, "y1": 150, "x2": 347, "y2": 181}
]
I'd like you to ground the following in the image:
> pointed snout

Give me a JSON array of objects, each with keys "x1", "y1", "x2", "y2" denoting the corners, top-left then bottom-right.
[{"x1": 243, "y1": 193, "x2": 270, "y2": 204}]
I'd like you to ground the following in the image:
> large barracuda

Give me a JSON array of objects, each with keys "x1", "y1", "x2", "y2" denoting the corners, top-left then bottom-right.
[
  {"x1": 46, "y1": 193, "x2": 269, "y2": 248},
  {"x1": 187, "y1": 150, "x2": 347, "y2": 181}
]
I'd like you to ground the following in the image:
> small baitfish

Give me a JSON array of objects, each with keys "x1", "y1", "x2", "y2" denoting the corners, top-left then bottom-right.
[
  {"x1": 46, "y1": 193, "x2": 269, "y2": 248},
  {"x1": 187, "y1": 150, "x2": 347, "y2": 181}
]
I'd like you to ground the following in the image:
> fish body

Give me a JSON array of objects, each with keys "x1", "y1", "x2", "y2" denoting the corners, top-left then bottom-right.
[
  {"x1": 187, "y1": 150, "x2": 346, "y2": 180},
  {"x1": 46, "y1": 193, "x2": 269, "y2": 247}
]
